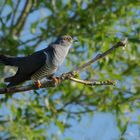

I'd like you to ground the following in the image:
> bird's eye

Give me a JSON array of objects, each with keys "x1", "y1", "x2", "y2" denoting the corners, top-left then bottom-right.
[
  {"x1": 67, "y1": 37, "x2": 71, "y2": 41},
  {"x1": 63, "y1": 36, "x2": 72, "y2": 41}
]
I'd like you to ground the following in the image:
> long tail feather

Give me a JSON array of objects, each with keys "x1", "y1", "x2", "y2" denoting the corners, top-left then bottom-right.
[{"x1": 0, "y1": 55, "x2": 20, "y2": 66}]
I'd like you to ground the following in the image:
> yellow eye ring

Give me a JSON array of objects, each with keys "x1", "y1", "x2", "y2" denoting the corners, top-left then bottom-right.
[{"x1": 62, "y1": 36, "x2": 72, "y2": 42}]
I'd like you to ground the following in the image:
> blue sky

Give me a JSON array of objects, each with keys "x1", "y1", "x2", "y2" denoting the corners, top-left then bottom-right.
[{"x1": 60, "y1": 111, "x2": 140, "y2": 140}]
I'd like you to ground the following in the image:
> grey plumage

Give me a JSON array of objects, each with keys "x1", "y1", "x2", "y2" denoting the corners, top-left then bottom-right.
[{"x1": 0, "y1": 35, "x2": 73, "y2": 87}]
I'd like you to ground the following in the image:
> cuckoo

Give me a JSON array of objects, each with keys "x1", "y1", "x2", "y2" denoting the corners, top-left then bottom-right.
[{"x1": 0, "y1": 35, "x2": 73, "y2": 88}]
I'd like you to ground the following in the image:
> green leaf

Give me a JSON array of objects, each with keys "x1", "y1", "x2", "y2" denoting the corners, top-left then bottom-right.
[
  {"x1": 30, "y1": 21, "x2": 39, "y2": 34},
  {"x1": 56, "y1": 121, "x2": 65, "y2": 133}
]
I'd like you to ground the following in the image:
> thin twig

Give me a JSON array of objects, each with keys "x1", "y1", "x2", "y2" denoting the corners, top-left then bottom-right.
[
  {"x1": 19, "y1": 35, "x2": 43, "y2": 46},
  {"x1": 0, "y1": 0, "x2": 7, "y2": 16},
  {"x1": 75, "y1": 38, "x2": 127, "y2": 72},
  {"x1": 69, "y1": 77, "x2": 115, "y2": 86},
  {"x1": 61, "y1": 108, "x2": 97, "y2": 115},
  {"x1": 10, "y1": 0, "x2": 20, "y2": 30},
  {"x1": 12, "y1": 0, "x2": 33, "y2": 36}
]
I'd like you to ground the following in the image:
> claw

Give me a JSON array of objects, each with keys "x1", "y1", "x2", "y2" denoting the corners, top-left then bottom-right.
[
  {"x1": 34, "y1": 80, "x2": 42, "y2": 88},
  {"x1": 51, "y1": 77, "x2": 61, "y2": 85}
]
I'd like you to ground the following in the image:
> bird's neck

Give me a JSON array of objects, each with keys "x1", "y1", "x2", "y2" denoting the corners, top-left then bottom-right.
[{"x1": 53, "y1": 44, "x2": 71, "y2": 66}]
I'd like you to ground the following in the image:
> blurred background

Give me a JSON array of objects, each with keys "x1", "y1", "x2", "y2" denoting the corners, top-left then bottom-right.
[{"x1": 0, "y1": 0, "x2": 140, "y2": 140}]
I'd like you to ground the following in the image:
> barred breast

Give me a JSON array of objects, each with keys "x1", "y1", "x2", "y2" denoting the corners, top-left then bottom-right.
[
  {"x1": 31, "y1": 51, "x2": 57, "y2": 81},
  {"x1": 31, "y1": 63, "x2": 57, "y2": 80}
]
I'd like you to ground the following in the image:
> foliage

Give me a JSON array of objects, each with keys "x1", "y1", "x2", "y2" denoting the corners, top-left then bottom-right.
[{"x1": 0, "y1": 0, "x2": 140, "y2": 139}]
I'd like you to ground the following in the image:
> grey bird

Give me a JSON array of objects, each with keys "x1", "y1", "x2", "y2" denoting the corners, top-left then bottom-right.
[{"x1": 0, "y1": 35, "x2": 73, "y2": 87}]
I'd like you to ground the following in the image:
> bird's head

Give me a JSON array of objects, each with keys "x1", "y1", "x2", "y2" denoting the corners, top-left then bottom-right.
[{"x1": 56, "y1": 35, "x2": 73, "y2": 47}]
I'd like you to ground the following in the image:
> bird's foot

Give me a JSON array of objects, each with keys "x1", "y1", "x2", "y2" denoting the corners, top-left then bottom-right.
[
  {"x1": 51, "y1": 77, "x2": 61, "y2": 85},
  {"x1": 34, "y1": 80, "x2": 42, "y2": 88}
]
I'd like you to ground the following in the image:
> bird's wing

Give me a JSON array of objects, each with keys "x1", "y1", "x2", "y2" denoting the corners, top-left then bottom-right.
[
  {"x1": 5, "y1": 50, "x2": 49, "y2": 87},
  {"x1": 19, "y1": 50, "x2": 47, "y2": 77}
]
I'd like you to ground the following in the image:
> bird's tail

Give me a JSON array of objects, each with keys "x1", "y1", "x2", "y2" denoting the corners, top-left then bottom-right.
[{"x1": 0, "y1": 55, "x2": 21, "y2": 67}]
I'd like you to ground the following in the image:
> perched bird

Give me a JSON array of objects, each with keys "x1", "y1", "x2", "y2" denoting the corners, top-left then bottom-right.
[{"x1": 0, "y1": 35, "x2": 73, "y2": 88}]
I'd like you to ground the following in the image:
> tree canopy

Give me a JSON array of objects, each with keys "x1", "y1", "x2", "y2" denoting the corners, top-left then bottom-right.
[{"x1": 0, "y1": 0, "x2": 140, "y2": 139}]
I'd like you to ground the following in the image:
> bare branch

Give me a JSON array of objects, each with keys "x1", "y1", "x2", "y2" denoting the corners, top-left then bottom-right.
[
  {"x1": 0, "y1": 74, "x2": 114, "y2": 94},
  {"x1": 0, "y1": 39, "x2": 127, "y2": 94},
  {"x1": 19, "y1": 35, "x2": 42, "y2": 46},
  {"x1": 74, "y1": 38, "x2": 127, "y2": 72},
  {"x1": 0, "y1": 80, "x2": 55, "y2": 94},
  {"x1": 69, "y1": 77, "x2": 115, "y2": 86},
  {"x1": 12, "y1": 0, "x2": 33, "y2": 36},
  {"x1": 10, "y1": 0, "x2": 20, "y2": 29}
]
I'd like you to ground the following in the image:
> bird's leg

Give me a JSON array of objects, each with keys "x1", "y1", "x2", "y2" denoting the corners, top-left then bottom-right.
[{"x1": 34, "y1": 80, "x2": 42, "y2": 88}]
